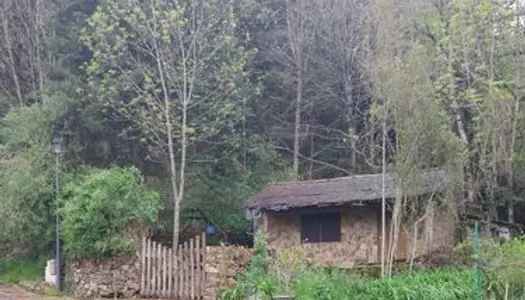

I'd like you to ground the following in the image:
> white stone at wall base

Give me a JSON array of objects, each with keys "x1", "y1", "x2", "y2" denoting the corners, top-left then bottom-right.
[{"x1": 45, "y1": 259, "x2": 58, "y2": 287}]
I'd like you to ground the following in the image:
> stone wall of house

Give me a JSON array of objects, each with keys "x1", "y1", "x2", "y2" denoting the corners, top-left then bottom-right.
[
  {"x1": 203, "y1": 246, "x2": 252, "y2": 300},
  {"x1": 265, "y1": 206, "x2": 380, "y2": 268},
  {"x1": 264, "y1": 204, "x2": 455, "y2": 268},
  {"x1": 407, "y1": 204, "x2": 455, "y2": 260},
  {"x1": 71, "y1": 255, "x2": 141, "y2": 298}
]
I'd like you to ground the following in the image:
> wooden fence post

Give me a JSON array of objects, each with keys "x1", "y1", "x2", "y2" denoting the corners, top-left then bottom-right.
[
  {"x1": 190, "y1": 237, "x2": 195, "y2": 299},
  {"x1": 175, "y1": 246, "x2": 179, "y2": 298},
  {"x1": 141, "y1": 237, "x2": 146, "y2": 297},
  {"x1": 196, "y1": 235, "x2": 201, "y2": 299},
  {"x1": 147, "y1": 239, "x2": 152, "y2": 297},
  {"x1": 168, "y1": 247, "x2": 173, "y2": 298},
  {"x1": 201, "y1": 232, "x2": 207, "y2": 298}
]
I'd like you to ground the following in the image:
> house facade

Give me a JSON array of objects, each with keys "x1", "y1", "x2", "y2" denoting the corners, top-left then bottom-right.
[{"x1": 245, "y1": 169, "x2": 456, "y2": 268}]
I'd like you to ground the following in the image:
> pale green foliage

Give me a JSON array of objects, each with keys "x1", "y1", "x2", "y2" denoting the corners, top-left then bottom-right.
[
  {"x1": 481, "y1": 238, "x2": 525, "y2": 286},
  {"x1": 455, "y1": 237, "x2": 525, "y2": 298},
  {"x1": 81, "y1": 0, "x2": 257, "y2": 151},
  {"x1": 250, "y1": 231, "x2": 271, "y2": 278},
  {"x1": 60, "y1": 166, "x2": 160, "y2": 259}
]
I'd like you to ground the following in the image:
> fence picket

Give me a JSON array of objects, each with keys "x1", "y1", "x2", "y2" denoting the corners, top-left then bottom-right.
[
  {"x1": 190, "y1": 237, "x2": 194, "y2": 299},
  {"x1": 165, "y1": 246, "x2": 169, "y2": 297},
  {"x1": 168, "y1": 247, "x2": 173, "y2": 297},
  {"x1": 152, "y1": 241, "x2": 157, "y2": 296},
  {"x1": 185, "y1": 242, "x2": 189, "y2": 298},
  {"x1": 179, "y1": 245, "x2": 184, "y2": 299},
  {"x1": 158, "y1": 243, "x2": 162, "y2": 296},
  {"x1": 162, "y1": 246, "x2": 166, "y2": 297},
  {"x1": 158, "y1": 244, "x2": 162, "y2": 297},
  {"x1": 146, "y1": 239, "x2": 152, "y2": 296},
  {"x1": 141, "y1": 237, "x2": 146, "y2": 296},
  {"x1": 175, "y1": 247, "x2": 179, "y2": 298},
  {"x1": 195, "y1": 235, "x2": 201, "y2": 299},
  {"x1": 201, "y1": 232, "x2": 206, "y2": 298}
]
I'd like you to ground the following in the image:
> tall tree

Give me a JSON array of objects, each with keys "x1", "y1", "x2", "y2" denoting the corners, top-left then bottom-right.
[{"x1": 83, "y1": 0, "x2": 256, "y2": 245}]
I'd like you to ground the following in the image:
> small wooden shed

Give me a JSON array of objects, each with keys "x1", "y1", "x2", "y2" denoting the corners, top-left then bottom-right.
[{"x1": 245, "y1": 169, "x2": 455, "y2": 268}]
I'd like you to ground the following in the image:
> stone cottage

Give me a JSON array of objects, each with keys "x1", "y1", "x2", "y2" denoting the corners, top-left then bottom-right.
[{"x1": 245, "y1": 169, "x2": 455, "y2": 268}]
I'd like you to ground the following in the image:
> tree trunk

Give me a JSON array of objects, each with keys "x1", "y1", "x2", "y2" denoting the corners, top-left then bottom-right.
[
  {"x1": 424, "y1": 200, "x2": 434, "y2": 256},
  {"x1": 151, "y1": 11, "x2": 180, "y2": 245},
  {"x1": 409, "y1": 220, "x2": 419, "y2": 273},
  {"x1": 35, "y1": 0, "x2": 44, "y2": 93},
  {"x1": 1, "y1": 6, "x2": 24, "y2": 106},
  {"x1": 508, "y1": 2, "x2": 521, "y2": 224},
  {"x1": 177, "y1": 77, "x2": 189, "y2": 248},
  {"x1": 309, "y1": 126, "x2": 314, "y2": 179},
  {"x1": 387, "y1": 189, "x2": 403, "y2": 277},
  {"x1": 345, "y1": 75, "x2": 357, "y2": 171},
  {"x1": 293, "y1": 68, "x2": 303, "y2": 179},
  {"x1": 380, "y1": 116, "x2": 387, "y2": 277}
]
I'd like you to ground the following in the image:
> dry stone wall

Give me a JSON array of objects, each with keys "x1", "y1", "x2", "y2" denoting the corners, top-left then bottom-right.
[
  {"x1": 70, "y1": 245, "x2": 252, "y2": 299},
  {"x1": 203, "y1": 246, "x2": 252, "y2": 300},
  {"x1": 71, "y1": 255, "x2": 141, "y2": 298}
]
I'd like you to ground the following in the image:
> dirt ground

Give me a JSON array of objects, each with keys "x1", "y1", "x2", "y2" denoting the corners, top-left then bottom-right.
[
  {"x1": 0, "y1": 285, "x2": 160, "y2": 300},
  {"x1": 0, "y1": 285, "x2": 65, "y2": 300}
]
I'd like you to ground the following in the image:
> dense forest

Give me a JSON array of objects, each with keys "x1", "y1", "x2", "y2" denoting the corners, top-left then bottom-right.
[{"x1": 1, "y1": 0, "x2": 525, "y2": 256}]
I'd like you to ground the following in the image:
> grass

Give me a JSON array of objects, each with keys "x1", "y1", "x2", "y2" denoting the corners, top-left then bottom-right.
[
  {"x1": 221, "y1": 267, "x2": 479, "y2": 300},
  {"x1": 290, "y1": 267, "x2": 477, "y2": 300},
  {"x1": 0, "y1": 254, "x2": 45, "y2": 284}
]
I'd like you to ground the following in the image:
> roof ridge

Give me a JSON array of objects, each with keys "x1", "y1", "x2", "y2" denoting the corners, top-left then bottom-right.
[
  {"x1": 268, "y1": 168, "x2": 447, "y2": 187},
  {"x1": 268, "y1": 172, "x2": 394, "y2": 187}
]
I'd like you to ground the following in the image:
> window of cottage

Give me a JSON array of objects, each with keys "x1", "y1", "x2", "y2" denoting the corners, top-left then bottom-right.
[{"x1": 300, "y1": 212, "x2": 341, "y2": 243}]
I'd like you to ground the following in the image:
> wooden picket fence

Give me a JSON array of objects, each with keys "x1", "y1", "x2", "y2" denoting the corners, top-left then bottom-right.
[{"x1": 140, "y1": 233, "x2": 206, "y2": 299}]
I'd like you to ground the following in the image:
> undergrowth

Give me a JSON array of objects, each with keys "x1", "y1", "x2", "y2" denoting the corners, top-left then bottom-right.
[
  {"x1": 220, "y1": 233, "x2": 480, "y2": 300},
  {"x1": 0, "y1": 254, "x2": 45, "y2": 284}
]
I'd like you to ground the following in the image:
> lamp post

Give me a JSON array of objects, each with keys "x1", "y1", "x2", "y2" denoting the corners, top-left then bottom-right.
[{"x1": 52, "y1": 132, "x2": 62, "y2": 291}]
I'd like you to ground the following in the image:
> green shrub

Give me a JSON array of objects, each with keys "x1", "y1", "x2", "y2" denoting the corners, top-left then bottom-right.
[{"x1": 60, "y1": 166, "x2": 160, "y2": 259}]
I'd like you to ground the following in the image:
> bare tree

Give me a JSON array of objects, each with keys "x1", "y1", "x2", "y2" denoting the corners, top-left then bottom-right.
[
  {"x1": 0, "y1": 0, "x2": 52, "y2": 109},
  {"x1": 314, "y1": 0, "x2": 369, "y2": 171}
]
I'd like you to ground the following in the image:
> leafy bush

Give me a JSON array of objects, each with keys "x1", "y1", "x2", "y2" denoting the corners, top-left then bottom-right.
[
  {"x1": 455, "y1": 236, "x2": 525, "y2": 298},
  {"x1": 0, "y1": 95, "x2": 71, "y2": 252},
  {"x1": 478, "y1": 237, "x2": 525, "y2": 299},
  {"x1": 60, "y1": 166, "x2": 160, "y2": 259}
]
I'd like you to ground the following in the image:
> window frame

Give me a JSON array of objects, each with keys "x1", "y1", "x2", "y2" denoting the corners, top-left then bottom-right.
[{"x1": 300, "y1": 211, "x2": 342, "y2": 243}]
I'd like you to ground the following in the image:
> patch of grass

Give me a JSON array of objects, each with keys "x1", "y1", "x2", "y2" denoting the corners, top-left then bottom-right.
[
  {"x1": 0, "y1": 254, "x2": 45, "y2": 284},
  {"x1": 291, "y1": 268, "x2": 476, "y2": 300}
]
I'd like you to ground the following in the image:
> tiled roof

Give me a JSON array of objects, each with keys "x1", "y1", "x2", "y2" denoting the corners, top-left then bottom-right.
[{"x1": 246, "y1": 168, "x2": 450, "y2": 211}]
